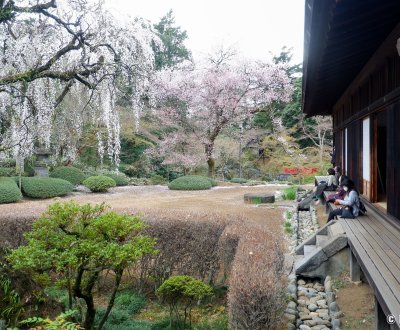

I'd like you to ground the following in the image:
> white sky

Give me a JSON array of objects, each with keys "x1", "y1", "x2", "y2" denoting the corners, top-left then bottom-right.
[{"x1": 106, "y1": 0, "x2": 305, "y2": 64}]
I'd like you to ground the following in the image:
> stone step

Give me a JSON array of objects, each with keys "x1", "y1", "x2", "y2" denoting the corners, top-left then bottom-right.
[
  {"x1": 316, "y1": 234, "x2": 329, "y2": 247},
  {"x1": 296, "y1": 235, "x2": 348, "y2": 276},
  {"x1": 327, "y1": 221, "x2": 346, "y2": 238},
  {"x1": 304, "y1": 244, "x2": 317, "y2": 257}
]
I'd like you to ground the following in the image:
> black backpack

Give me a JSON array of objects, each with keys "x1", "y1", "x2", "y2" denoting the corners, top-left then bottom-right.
[{"x1": 359, "y1": 200, "x2": 367, "y2": 216}]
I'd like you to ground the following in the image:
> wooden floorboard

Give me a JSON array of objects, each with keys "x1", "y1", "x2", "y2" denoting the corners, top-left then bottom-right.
[
  {"x1": 340, "y1": 219, "x2": 400, "y2": 326},
  {"x1": 361, "y1": 215, "x2": 400, "y2": 259},
  {"x1": 350, "y1": 219, "x2": 400, "y2": 292}
]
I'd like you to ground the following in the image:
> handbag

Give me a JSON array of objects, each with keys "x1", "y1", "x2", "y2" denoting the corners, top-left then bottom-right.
[{"x1": 341, "y1": 206, "x2": 355, "y2": 219}]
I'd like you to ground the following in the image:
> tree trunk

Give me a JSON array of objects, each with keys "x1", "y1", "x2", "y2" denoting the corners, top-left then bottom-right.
[
  {"x1": 97, "y1": 269, "x2": 123, "y2": 330},
  {"x1": 205, "y1": 142, "x2": 215, "y2": 177},
  {"x1": 207, "y1": 157, "x2": 215, "y2": 178}
]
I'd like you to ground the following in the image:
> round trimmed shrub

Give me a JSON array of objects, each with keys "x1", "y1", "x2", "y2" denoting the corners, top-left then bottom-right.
[
  {"x1": 168, "y1": 175, "x2": 212, "y2": 190},
  {"x1": 230, "y1": 177, "x2": 248, "y2": 184},
  {"x1": 102, "y1": 171, "x2": 129, "y2": 186},
  {"x1": 0, "y1": 167, "x2": 16, "y2": 177},
  {"x1": 0, "y1": 177, "x2": 22, "y2": 204},
  {"x1": 21, "y1": 177, "x2": 73, "y2": 198},
  {"x1": 50, "y1": 166, "x2": 86, "y2": 185},
  {"x1": 83, "y1": 175, "x2": 116, "y2": 192}
]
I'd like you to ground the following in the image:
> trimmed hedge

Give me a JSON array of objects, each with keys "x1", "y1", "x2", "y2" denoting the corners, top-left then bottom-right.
[
  {"x1": 83, "y1": 175, "x2": 116, "y2": 192},
  {"x1": 168, "y1": 175, "x2": 212, "y2": 190},
  {"x1": 0, "y1": 167, "x2": 16, "y2": 177},
  {"x1": 0, "y1": 177, "x2": 23, "y2": 204},
  {"x1": 50, "y1": 166, "x2": 86, "y2": 185},
  {"x1": 102, "y1": 172, "x2": 129, "y2": 186},
  {"x1": 230, "y1": 178, "x2": 248, "y2": 184},
  {"x1": 20, "y1": 177, "x2": 73, "y2": 198}
]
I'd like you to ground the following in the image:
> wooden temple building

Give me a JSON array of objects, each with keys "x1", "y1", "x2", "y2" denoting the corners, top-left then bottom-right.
[{"x1": 303, "y1": 0, "x2": 400, "y2": 328}]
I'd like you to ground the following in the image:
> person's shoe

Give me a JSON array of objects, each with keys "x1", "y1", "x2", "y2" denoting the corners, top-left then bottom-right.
[{"x1": 315, "y1": 200, "x2": 320, "y2": 205}]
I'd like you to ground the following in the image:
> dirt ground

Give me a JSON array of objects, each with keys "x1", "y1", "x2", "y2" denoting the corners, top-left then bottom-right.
[
  {"x1": 335, "y1": 279, "x2": 375, "y2": 329},
  {"x1": 1, "y1": 184, "x2": 293, "y2": 235}
]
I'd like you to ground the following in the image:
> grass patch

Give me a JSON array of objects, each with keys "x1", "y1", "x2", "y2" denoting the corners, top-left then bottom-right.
[{"x1": 281, "y1": 187, "x2": 297, "y2": 200}]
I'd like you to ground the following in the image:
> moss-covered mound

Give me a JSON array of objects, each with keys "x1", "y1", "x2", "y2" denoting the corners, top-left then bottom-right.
[
  {"x1": 168, "y1": 175, "x2": 213, "y2": 191},
  {"x1": 21, "y1": 177, "x2": 73, "y2": 198},
  {"x1": 0, "y1": 177, "x2": 23, "y2": 204},
  {"x1": 83, "y1": 176, "x2": 116, "y2": 192},
  {"x1": 50, "y1": 166, "x2": 86, "y2": 185}
]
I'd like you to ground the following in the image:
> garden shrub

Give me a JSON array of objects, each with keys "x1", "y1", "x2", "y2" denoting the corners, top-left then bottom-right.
[
  {"x1": 282, "y1": 187, "x2": 297, "y2": 200},
  {"x1": 156, "y1": 275, "x2": 213, "y2": 329},
  {"x1": 0, "y1": 167, "x2": 16, "y2": 177},
  {"x1": 50, "y1": 166, "x2": 86, "y2": 185},
  {"x1": 137, "y1": 210, "x2": 242, "y2": 287},
  {"x1": 228, "y1": 224, "x2": 286, "y2": 329},
  {"x1": 130, "y1": 177, "x2": 151, "y2": 186},
  {"x1": 150, "y1": 174, "x2": 166, "y2": 185},
  {"x1": 7, "y1": 201, "x2": 157, "y2": 330},
  {"x1": 245, "y1": 180, "x2": 266, "y2": 186},
  {"x1": 20, "y1": 177, "x2": 73, "y2": 198},
  {"x1": 168, "y1": 175, "x2": 212, "y2": 190},
  {"x1": 230, "y1": 177, "x2": 248, "y2": 184},
  {"x1": 0, "y1": 177, "x2": 22, "y2": 204},
  {"x1": 102, "y1": 171, "x2": 129, "y2": 186},
  {"x1": 20, "y1": 177, "x2": 72, "y2": 198},
  {"x1": 114, "y1": 292, "x2": 146, "y2": 314},
  {"x1": 201, "y1": 176, "x2": 217, "y2": 187},
  {"x1": 83, "y1": 175, "x2": 116, "y2": 192}
]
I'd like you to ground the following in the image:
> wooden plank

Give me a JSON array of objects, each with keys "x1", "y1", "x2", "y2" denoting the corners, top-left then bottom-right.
[
  {"x1": 350, "y1": 219, "x2": 400, "y2": 291},
  {"x1": 362, "y1": 215, "x2": 400, "y2": 259},
  {"x1": 340, "y1": 219, "x2": 400, "y2": 326}
]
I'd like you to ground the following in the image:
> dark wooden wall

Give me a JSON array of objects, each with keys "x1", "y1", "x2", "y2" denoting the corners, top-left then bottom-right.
[{"x1": 387, "y1": 101, "x2": 400, "y2": 219}]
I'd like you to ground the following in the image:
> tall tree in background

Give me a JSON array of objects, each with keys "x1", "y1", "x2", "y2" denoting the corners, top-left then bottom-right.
[
  {"x1": 0, "y1": 0, "x2": 157, "y2": 165},
  {"x1": 152, "y1": 10, "x2": 192, "y2": 70},
  {"x1": 150, "y1": 52, "x2": 292, "y2": 177}
]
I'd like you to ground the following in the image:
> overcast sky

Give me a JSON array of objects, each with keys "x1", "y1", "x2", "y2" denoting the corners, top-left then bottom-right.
[{"x1": 105, "y1": 0, "x2": 305, "y2": 64}]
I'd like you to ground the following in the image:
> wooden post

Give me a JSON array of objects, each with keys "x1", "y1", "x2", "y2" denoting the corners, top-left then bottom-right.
[
  {"x1": 350, "y1": 249, "x2": 361, "y2": 282},
  {"x1": 374, "y1": 297, "x2": 391, "y2": 330}
]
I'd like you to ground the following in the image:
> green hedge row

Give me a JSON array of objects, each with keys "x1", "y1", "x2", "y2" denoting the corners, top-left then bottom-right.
[
  {"x1": 0, "y1": 167, "x2": 16, "y2": 177},
  {"x1": 0, "y1": 177, "x2": 22, "y2": 204},
  {"x1": 230, "y1": 177, "x2": 248, "y2": 184},
  {"x1": 20, "y1": 177, "x2": 74, "y2": 198},
  {"x1": 168, "y1": 175, "x2": 214, "y2": 191},
  {"x1": 50, "y1": 166, "x2": 86, "y2": 185}
]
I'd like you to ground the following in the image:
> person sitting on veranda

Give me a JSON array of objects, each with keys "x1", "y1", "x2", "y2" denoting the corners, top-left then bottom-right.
[
  {"x1": 326, "y1": 175, "x2": 349, "y2": 203},
  {"x1": 313, "y1": 168, "x2": 338, "y2": 204},
  {"x1": 327, "y1": 178, "x2": 360, "y2": 222}
]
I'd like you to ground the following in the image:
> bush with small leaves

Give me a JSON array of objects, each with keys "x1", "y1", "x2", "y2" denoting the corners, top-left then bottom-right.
[
  {"x1": 102, "y1": 171, "x2": 130, "y2": 186},
  {"x1": 20, "y1": 177, "x2": 73, "y2": 198},
  {"x1": 230, "y1": 177, "x2": 248, "y2": 184},
  {"x1": 50, "y1": 166, "x2": 86, "y2": 185},
  {"x1": 0, "y1": 177, "x2": 22, "y2": 204},
  {"x1": 150, "y1": 174, "x2": 167, "y2": 185},
  {"x1": 157, "y1": 275, "x2": 213, "y2": 329},
  {"x1": 7, "y1": 201, "x2": 157, "y2": 330},
  {"x1": 0, "y1": 167, "x2": 16, "y2": 177},
  {"x1": 168, "y1": 175, "x2": 212, "y2": 190},
  {"x1": 83, "y1": 176, "x2": 116, "y2": 192}
]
